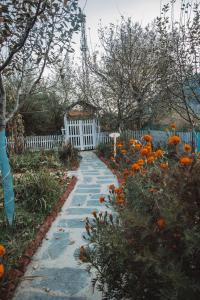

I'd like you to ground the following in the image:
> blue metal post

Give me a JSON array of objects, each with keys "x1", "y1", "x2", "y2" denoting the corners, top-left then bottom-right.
[
  {"x1": 197, "y1": 132, "x2": 200, "y2": 152},
  {"x1": 0, "y1": 129, "x2": 14, "y2": 225}
]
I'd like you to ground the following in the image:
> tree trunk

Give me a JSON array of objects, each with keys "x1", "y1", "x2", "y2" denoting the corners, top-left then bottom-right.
[{"x1": 0, "y1": 73, "x2": 15, "y2": 225}]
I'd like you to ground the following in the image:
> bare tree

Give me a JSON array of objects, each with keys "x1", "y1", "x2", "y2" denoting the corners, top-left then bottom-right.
[
  {"x1": 88, "y1": 18, "x2": 159, "y2": 130},
  {"x1": 156, "y1": 0, "x2": 200, "y2": 127}
]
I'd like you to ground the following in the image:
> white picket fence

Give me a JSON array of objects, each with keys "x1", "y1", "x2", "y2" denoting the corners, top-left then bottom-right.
[
  {"x1": 6, "y1": 130, "x2": 198, "y2": 151},
  {"x1": 7, "y1": 135, "x2": 64, "y2": 151},
  {"x1": 97, "y1": 132, "x2": 112, "y2": 144}
]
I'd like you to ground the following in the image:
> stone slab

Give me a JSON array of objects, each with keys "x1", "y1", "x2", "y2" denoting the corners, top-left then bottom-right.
[
  {"x1": 42, "y1": 232, "x2": 70, "y2": 260},
  {"x1": 87, "y1": 200, "x2": 103, "y2": 207},
  {"x1": 66, "y1": 208, "x2": 98, "y2": 215},
  {"x1": 70, "y1": 195, "x2": 87, "y2": 206},
  {"x1": 74, "y1": 189, "x2": 100, "y2": 194},
  {"x1": 14, "y1": 292, "x2": 86, "y2": 300},
  {"x1": 31, "y1": 267, "x2": 89, "y2": 295}
]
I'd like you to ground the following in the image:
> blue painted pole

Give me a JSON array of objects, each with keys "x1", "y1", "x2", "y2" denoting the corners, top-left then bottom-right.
[
  {"x1": 0, "y1": 129, "x2": 14, "y2": 225},
  {"x1": 197, "y1": 132, "x2": 200, "y2": 152}
]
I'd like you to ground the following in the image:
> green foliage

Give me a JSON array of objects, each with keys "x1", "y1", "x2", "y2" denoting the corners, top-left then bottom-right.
[
  {"x1": 96, "y1": 142, "x2": 113, "y2": 159},
  {"x1": 10, "y1": 150, "x2": 62, "y2": 173},
  {"x1": 84, "y1": 160, "x2": 200, "y2": 300},
  {"x1": 15, "y1": 170, "x2": 62, "y2": 213},
  {"x1": 58, "y1": 143, "x2": 81, "y2": 167},
  {"x1": 20, "y1": 92, "x2": 67, "y2": 135}
]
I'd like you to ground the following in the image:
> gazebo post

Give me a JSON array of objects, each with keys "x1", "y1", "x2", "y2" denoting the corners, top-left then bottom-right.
[
  {"x1": 79, "y1": 119, "x2": 84, "y2": 150},
  {"x1": 64, "y1": 115, "x2": 69, "y2": 145},
  {"x1": 92, "y1": 118, "x2": 97, "y2": 148}
]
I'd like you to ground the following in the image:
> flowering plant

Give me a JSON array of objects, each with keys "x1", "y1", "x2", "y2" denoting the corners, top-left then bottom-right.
[
  {"x1": 0, "y1": 245, "x2": 6, "y2": 281},
  {"x1": 83, "y1": 130, "x2": 200, "y2": 300}
]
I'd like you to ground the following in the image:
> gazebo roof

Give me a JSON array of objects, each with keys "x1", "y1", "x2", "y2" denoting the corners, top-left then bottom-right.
[
  {"x1": 65, "y1": 100, "x2": 99, "y2": 119},
  {"x1": 68, "y1": 110, "x2": 92, "y2": 118}
]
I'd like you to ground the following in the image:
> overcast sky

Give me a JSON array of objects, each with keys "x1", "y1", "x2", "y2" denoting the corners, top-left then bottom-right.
[{"x1": 72, "y1": 0, "x2": 171, "y2": 55}]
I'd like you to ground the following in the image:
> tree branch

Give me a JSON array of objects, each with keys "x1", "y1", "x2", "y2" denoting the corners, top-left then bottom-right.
[{"x1": 0, "y1": 0, "x2": 46, "y2": 72}]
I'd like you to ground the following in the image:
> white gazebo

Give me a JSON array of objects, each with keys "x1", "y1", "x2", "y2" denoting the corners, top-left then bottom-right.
[{"x1": 62, "y1": 100, "x2": 100, "y2": 150}]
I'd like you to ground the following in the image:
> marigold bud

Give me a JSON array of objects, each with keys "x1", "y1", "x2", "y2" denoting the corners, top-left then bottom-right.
[{"x1": 0, "y1": 245, "x2": 6, "y2": 257}]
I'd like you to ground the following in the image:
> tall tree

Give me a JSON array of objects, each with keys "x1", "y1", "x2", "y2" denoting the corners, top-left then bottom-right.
[{"x1": 0, "y1": 0, "x2": 82, "y2": 224}]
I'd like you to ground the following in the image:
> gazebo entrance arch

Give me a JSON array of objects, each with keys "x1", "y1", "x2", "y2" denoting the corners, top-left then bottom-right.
[{"x1": 62, "y1": 101, "x2": 100, "y2": 150}]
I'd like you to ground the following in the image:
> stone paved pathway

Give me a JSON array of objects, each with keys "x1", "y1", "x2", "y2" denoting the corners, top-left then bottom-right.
[{"x1": 14, "y1": 151, "x2": 118, "y2": 300}]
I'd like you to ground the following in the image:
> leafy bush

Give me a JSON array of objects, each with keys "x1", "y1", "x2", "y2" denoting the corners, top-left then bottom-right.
[
  {"x1": 96, "y1": 142, "x2": 113, "y2": 159},
  {"x1": 15, "y1": 170, "x2": 62, "y2": 213},
  {"x1": 58, "y1": 143, "x2": 81, "y2": 167},
  {"x1": 83, "y1": 131, "x2": 200, "y2": 300}
]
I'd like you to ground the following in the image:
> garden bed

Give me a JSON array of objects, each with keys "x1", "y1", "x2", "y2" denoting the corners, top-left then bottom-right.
[
  {"x1": 0, "y1": 149, "x2": 80, "y2": 300},
  {"x1": 85, "y1": 132, "x2": 200, "y2": 300}
]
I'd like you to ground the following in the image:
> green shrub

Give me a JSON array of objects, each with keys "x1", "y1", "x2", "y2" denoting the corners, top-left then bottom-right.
[
  {"x1": 58, "y1": 143, "x2": 81, "y2": 167},
  {"x1": 15, "y1": 170, "x2": 62, "y2": 213},
  {"x1": 10, "y1": 151, "x2": 41, "y2": 172},
  {"x1": 96, "y1": 142, "x2": 113, "y2": 159}
]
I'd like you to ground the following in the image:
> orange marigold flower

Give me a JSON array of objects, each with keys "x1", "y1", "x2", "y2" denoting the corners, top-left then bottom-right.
[
  {"x1": 184, "y1": 144, "x2": 192, "y2": 152},
  {"x1": 115, "y1": 187, "x2": 123, "y2": 194},
  {"x1": 155, "y1": 149, "x2": 164, "y2": 158},
  {"x1": 179, "y1": 156, "x2": 193, "y2": 166},
  {"x1": 0, "y1": 245, "x2": 6, "y2": 257},
  {"x1": 143, "y1": 134, "x2": 153, "y2": 142},
  {"x1": 137, "y1": 159, "x2": 145, "y2": 166},
  {"x1": 140, "y1": 148, "x2": 149, "y2": 157},
  {"x1": 99, "y1": 197, "x2": 105, "y2": 203},
  {"x1": 146, "y1": 144, "x2": 152, "y2": 151},
  {"x1": 117, "y1": 143, "x2": 123, "y2": 148},
  {"x1": 121, "y1": 149, "x2": 127, "y2": 155},
  {"x1": 170, "y1": 123, "x2": 176, "y2": 129},
  {"x1": 129, "y1": 139, "x2": 136, "y2": 145},
  {"x1": 92, "y1": 211, "x2": 97, "y2": 218},
  {"x1": 110, "y1": 156, "x2": 115, "y2": 161},
  {"x1": 116, "y1": 195, "x2": 125, "y2": 205},
  {"x1": 160, "y1": 162, "x2": 168, "y2": 170},
  {"x1": 168, "y1": 135, "x2": 181, "y2": 145},
  {"x1": 157, "y1": 218, "x2": 166, "y2": 230},
  {"x1": 135, "y1": 143, "x2": 142, "y2": 151},
  {"x1": 131, "y1": 163, "x2": 141, "y2": 171},
  {"x1": 109, "y1": 184, "x2": 115, "y2": 190},
  {"x1": 147, "y1": 155, "x2": 155, "y2": 164},
  {"x1": 0, "y1": 264, "x2": 4, "y2": 279}
]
